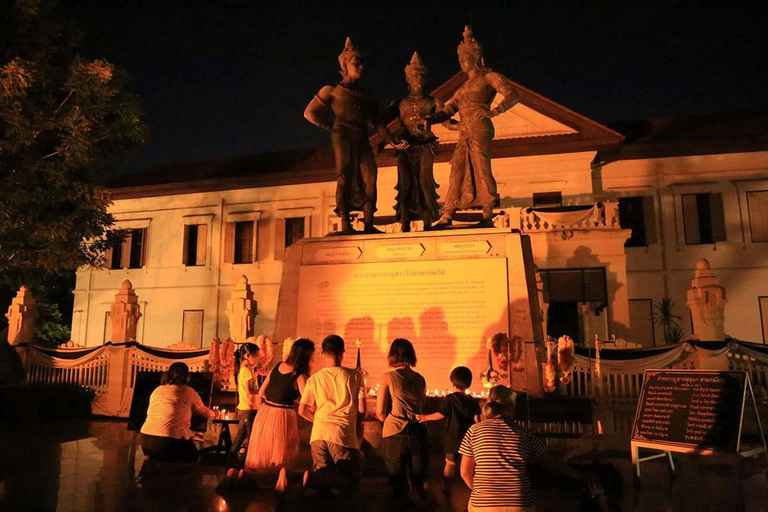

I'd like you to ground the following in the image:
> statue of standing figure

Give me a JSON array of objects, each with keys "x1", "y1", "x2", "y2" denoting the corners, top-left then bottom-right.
[
  {"x1": 391, "y1": 52, "x2": 455, "y2": 232},
  {"x1": 304, "y1": 38, "x2": 405, "y2": 234},
  {"x1": 426, "y1": 26, "x2": 520, "y2": 228}
]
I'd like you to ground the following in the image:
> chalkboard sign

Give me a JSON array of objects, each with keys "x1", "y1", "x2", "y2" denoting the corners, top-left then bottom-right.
[
  {"x1": 127, "y1": 371, "x2": 213, "y2": 432},
  {"x1": 631, "y1": 370, "x2": 746, "y2": 453}
]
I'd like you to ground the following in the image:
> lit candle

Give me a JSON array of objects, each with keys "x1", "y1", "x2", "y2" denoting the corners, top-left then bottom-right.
[{"x1": 597, "y1": 421, "x2": 603, "y2": 435}]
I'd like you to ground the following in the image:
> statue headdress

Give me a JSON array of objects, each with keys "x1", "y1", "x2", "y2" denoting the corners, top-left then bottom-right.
[
  {"x1": 338, "y1": 37, "x2": 362, "y2": 75},
  {"x1": 457, "y1": 25, "x2": 484, "y2": 66},
  {"x1": 404, "y1": 51, "x2": 427, "y2": 77}
]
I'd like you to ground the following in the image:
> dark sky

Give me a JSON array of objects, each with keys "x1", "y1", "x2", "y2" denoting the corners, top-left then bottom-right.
[{"x1": 60, "y1": 0, "x2": 768, "y2": 176}]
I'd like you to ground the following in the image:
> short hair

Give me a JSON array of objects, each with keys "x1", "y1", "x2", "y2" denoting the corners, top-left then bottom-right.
[
  {"x1": 489, "y1": 384, "x2": 516, "y2": 405},
  {"x1": 161, "y1": 362, "x2": 189, "y2": 385},
  {"x1": 482, "y1": 400, "x2": 507, "y2": 420},
  {"x1": 388, "y1": 338, "x2": 417, "y2": 367},
  {"x1": 322, "y1": 334, "x2": 345, "y2": 356},
  {"x1": 450, "y1": 366, "x2": 473, "y2": 390}
]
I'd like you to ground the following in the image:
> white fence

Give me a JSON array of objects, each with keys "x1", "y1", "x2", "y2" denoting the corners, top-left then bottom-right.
[{"x1": 20, "y1": 343, "x2": 210, "y2": 417}]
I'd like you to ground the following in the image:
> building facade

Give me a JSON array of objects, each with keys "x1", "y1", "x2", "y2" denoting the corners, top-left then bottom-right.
[{"x1": 71, "y1": 75, "x2": 768, "y2": 348}]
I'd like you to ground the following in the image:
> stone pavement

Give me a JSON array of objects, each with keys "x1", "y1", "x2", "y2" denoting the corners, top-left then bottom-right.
[{"x1": 0, "y1": 419, "x2": 766, "y2": 511}]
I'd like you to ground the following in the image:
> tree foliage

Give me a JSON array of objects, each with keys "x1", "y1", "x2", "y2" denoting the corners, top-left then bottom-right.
[{"x1": 0, "y1": 0, "x2": 145, "y2": 289}]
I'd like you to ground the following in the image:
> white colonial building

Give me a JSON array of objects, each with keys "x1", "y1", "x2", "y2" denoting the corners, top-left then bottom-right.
[{"x1": 71, "y1": 74, "x2": 768, "y2": 348}]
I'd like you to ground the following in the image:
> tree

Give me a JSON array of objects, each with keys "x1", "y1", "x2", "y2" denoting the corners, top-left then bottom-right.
[
  {"x1": 0, "y1": 0, "x2": 145, "y2": 291},
  {"x1": 653, "y1": 298, "x2": 685, "y2": 345}
]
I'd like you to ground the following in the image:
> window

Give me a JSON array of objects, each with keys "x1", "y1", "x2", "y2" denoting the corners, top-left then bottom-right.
[
  {"x1": 183, "y1": 224, "x2": 207, "y2": 266},
  {"x1": 182, "y1": 310, "x2": 204, "y2": 348},
  {"x1": 619, "y1": 197, "x2": 648, "y2": 247},
  {"x1": 747, "y1": 190, "x2": 768, "y2": 242},
  {"x1": 224, "y1": 211, "x2": 261, "y2": 264},
  {"x1": 234, "y1": 221, "x2": 254, "y2": 264},
  {"x1": 539, "y1": 268, "x2": 607, "y2": 304},
  {"x1": 108, "y1": 228, "x2": 146, "y2": 269},
  {"x1": 533, "y1": 192, "x2": 562, "y2": 208},
  {"x1": 628, "y1": 299, "x2": 656, "y2": 347},
  {"x1": 682, "y1": 192, "x2": 726, "y2": 245},
  {"x1": 285, "y1": 217, "x2": 306, "y2": 248}
]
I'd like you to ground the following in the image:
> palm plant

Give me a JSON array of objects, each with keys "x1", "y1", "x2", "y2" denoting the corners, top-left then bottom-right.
[{"x1": 653, "y1": 298, "x2": 685, "y2": 344}]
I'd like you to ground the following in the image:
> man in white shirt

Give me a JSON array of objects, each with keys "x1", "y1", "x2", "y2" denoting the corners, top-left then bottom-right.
[{"x1": 299, "y1": 334, "x2": 366, "y2": 490}]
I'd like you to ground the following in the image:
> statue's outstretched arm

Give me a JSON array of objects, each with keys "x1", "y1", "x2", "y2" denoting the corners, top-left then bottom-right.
[
  {"x1": 487, "y1": 72, "x2": 520, "y2": 118},
  {"x1": 425, "y1": 94, "x2": 458, "y2": 124},
  {"x1": 435, "y1": 98, "x2": 459, "y2": 131},
  {"x1": 304, "y1": 86, "x2": 334, "y2": 132}
]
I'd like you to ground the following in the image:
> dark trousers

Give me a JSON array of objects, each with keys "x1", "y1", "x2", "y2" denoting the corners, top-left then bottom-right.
[
  {"x1": 230, "y1": 409, "x2": 257, "y2": 456},
  {"x1": 140, "y1": 433, "x2": 199, "y2": 463},
  {"x1": 307, "y1": 440, "x2": 361, "y2": 490},
  {"x1": 382, "y1": 423, "x2": 430, "y2": 493}
]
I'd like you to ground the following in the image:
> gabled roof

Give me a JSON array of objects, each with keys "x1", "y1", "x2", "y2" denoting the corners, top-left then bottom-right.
[
  {"x1": 600, "y1": 110, "x2": 768, "y2": 162},
  {"x1": 110, "y1": 72, "x2": 626, "y2": 199}
]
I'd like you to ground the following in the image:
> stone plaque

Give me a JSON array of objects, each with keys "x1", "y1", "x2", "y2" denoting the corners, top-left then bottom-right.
[
  {"x1": 438, "y1": 240, "x2": 491, "y2": 257},
  {"x1": 296, "y1": 258, "x2": 509, "y2": 390},
  {"x1": 375, "y1": 243, "x2": 426, "y2": 260},
  {"x1": 313, "y1": 246, "x2": 362, "y2": 263}
]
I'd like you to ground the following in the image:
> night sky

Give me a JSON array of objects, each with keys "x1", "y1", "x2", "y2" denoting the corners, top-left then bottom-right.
[{"x1": 59, "y1": 0, "x2": 768, "y2": 176}]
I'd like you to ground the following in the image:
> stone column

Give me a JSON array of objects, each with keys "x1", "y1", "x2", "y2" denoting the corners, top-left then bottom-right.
[
  {"x1": 226, "y1": 275, "x2": 258, "y2": 343},
  {"x1": 110, "y1": 280, "x2": 142, "y2": 343},
  {"x1": 5, "y1": 286, "x2": 37, "y2": 345},
  {"x1": 687, "y1": 258, "x2": 727, "y2": 342}
]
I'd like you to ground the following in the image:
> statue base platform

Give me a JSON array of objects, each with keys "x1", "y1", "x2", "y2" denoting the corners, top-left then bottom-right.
[{"x1": 274, "y1": 228, "x2": 543, "y2": 394}]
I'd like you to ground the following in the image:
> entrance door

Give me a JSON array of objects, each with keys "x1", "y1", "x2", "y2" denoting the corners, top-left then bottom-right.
[{"x1": 547, "y1": 302, "x2": 581, "y2": 344}]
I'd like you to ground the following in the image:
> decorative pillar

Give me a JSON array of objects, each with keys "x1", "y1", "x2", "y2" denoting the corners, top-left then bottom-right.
[
  {"x1": 687, "y1": 259, "x2": 727, "y2": 342},
  {"x1": 5, "y1": 286, "x2": 37, "y2": 345},
  {"x1": 110, "y1": 280, "x2": 142, "y2": 343},
  {"x1": 226, "y1": 275, "x2": 258, "y2": 343}
]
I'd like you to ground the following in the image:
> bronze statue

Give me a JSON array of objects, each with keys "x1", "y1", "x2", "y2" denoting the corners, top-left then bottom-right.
[
  {"x1": 304, "y1": 38, "x2": 404, "y2": 234},
  {"x1": 392, "y1": 52, "x2": 453, "y2": 232},
  {"x1": 426, "y1": 26, "x2": 520, "y2": 228}
]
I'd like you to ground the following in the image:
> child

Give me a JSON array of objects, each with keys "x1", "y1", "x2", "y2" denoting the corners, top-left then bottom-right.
[
  {"x1": 229, "y1": 341, "x2": 261, "y2": 461},
  {"x1": 417, "y1": 366, "x2": 481, "y2": 494},
  {"x1": 298, "y1": 334, "x2": 366, "y2": 491}
]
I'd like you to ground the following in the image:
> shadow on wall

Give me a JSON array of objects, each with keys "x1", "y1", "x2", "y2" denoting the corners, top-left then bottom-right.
[{"x1": 565, "y1": 245, "x2": 627, "y2": 340}]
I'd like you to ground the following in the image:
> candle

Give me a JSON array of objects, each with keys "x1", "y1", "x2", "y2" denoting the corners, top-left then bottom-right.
[{"x1": 597, "y1": 421, "x2": 603, "y2": 435}]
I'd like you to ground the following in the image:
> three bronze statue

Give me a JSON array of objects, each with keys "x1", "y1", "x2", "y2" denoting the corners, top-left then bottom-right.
[{"x1": 304, "y1": 27, "x2": 519, "y2": 235}]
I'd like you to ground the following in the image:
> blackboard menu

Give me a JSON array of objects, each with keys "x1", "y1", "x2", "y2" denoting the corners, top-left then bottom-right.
[{"x1": 631, "y1": 370, "x2": 746, "y2": 453}]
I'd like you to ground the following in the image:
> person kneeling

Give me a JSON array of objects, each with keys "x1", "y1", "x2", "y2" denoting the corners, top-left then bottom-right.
[
  {"x1": 139, "y1": 362, "x2": 217, "y2": 465},
  {"x1": 298, "y1": 335, "x2": 366, "y2": 492}
]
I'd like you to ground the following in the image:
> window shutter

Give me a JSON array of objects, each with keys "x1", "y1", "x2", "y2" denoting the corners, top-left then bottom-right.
[
  {"x1": 275, "y1": 218, "x2": 287, "y2": 261},
  {"x1": 710, "y1": 193, "x2": 726, "y2": 242},
  {"x1": 120, "y1": 231, "x2": 132, "y2": 269},
  {"x1": 182, "y1": 225, "x2": 191, "y2": 265},
  {"x1": 642, "y1": 196, "x2": 657, "y2": 245},
  {"x1": 224, "y1": 222, "x2": 235, "y2": 264},
  {"x1": 682, "y1": 194, "x2": 701, "y2": 244},
  {"x1": 196, "y1": 224, "x2": 207, "y2": 265},
  {"x1": 182, "y1": 310, "x2": 204, "y2": 348},
  {"x1": 748, "y1": 191, "x2": 768, "y2": 242}
]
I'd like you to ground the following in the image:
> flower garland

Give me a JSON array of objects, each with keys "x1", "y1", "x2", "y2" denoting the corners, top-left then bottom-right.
[
  {"x1": 510, "y1": 335, "x2": 524, "y2": 370},
  {"x1": 557, "y1": 335, "x2": 575, "y2": 385},
  {"x1": 282, "y1": 336, "x2": 295, "y2": 361},
  {"x1": 480, "y1": 336, "x2": 501, "y2": 388},
  {"x1": 253, "y1": 335, "x2": 274, "y2": 367},
  {"x1": 218, "y1": 337, "x2": 235, "y2": 388},
  {"x1": 542, "y1": 338, "x2": 557, "y2": 392},
  {"x1": 208, "y1": 337, "x2": 221, "y2": 376}
]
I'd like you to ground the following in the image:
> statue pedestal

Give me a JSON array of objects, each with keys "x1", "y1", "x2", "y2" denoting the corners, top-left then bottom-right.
[{"x1": 275, "y1": 228, "x2": 544, "y2": 395}]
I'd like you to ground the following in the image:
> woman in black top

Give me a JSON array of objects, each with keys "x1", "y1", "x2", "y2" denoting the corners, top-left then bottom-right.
[{"x1": 244, "y1": 338, "x2": 314, "y2": 491}]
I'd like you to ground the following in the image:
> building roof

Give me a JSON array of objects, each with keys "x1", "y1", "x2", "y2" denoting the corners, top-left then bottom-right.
[
  {"x1": 600, "y1": 110, "x2": 768, "y2": 162},
  {"x1": 108, "y1": 77, "x2": 768, "y2": 199}
]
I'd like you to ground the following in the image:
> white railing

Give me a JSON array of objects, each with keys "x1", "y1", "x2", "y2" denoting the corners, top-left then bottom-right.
[
  {"x1": 519, "y1": 202, "x2": 619, "y2": 233},
  {"x1": 20, "y1": 344, "x2": 210, "y2": 417},
  {"x1": 728, "y1": 352, "x2": 768, "y2": 389}
]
